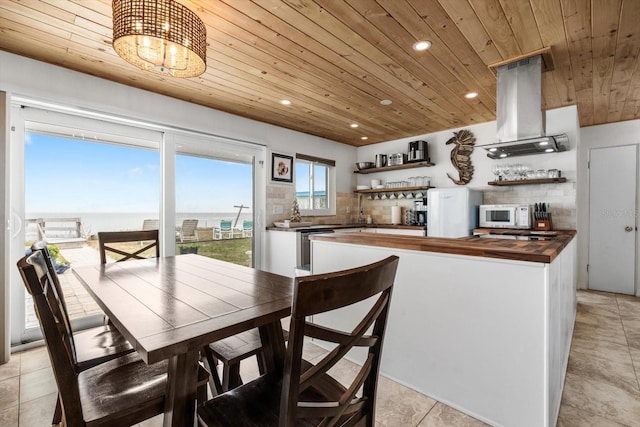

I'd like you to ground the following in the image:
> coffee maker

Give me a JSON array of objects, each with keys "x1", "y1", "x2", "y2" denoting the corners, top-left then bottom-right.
[{"x1": 408, "y1": 140, "x2": 429, "y2": 162}]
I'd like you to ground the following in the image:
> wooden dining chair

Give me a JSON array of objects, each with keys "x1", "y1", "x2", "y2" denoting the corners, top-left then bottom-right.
[
  {"x1": 30, "y1": 241, "x2": 135, "y2": 425},
  {"x1": 98, "y1": 229, "x2": 159, "y2": 264},
  {"x1": 197, "y1": 255, "x2": 399, "y2": 427},
  {"x1": 18, "y1": 249, "x2": 210, "y2": 426}
]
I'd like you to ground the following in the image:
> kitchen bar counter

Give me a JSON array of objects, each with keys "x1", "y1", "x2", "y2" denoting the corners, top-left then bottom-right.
[
  {"x1": 310, "y1": 229, "x2": 576, "y2": 263},
  {"x1": 310, "y1": 229, "x2": 577, "y2": 427}
]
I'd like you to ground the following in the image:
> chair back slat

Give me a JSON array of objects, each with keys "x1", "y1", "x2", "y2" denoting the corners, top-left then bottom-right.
[
  {"x1": 98, "y1": 230, "x2": 160, "y2": 264},
  {"x1": 30, "y1": 241, "x2": 78, "y2": 358},
  {"x1": 280, "y1": 255, "x2": 399, "y2": 427},
  {"x1": 17, "y1": 251, "x2": 84, "y2": 422}
]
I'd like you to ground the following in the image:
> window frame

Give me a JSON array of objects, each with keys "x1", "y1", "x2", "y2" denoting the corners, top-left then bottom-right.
[{"x1": 295, "y1": 154, "x2": 336, "y2": 217}]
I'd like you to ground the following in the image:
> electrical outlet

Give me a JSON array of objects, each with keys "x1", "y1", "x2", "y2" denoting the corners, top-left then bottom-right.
[
  {"x1": 273, "y1": 205, "x2": 283, "y2": 214},
  {"x1": 346, "y1": 206, "x2": 350, "y2": 213}
]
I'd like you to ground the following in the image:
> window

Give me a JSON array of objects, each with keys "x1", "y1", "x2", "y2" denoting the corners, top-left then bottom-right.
[{"x1": 295, "y1": 154, "x2": 335, "y2": 215}]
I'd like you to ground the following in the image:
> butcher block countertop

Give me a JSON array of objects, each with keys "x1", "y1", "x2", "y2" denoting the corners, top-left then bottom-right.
[{"x1": 310, "y1": 230, "x2": 576, "y2": 264}]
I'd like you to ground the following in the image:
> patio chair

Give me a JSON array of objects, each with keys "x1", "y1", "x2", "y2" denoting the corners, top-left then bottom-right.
[
  {"x1": 213, "y1": 220, "x2": 233, "y2": 240},
  {"x1": 17, "y1": 250, "x2": 210, "y2": 426},
  {"x1": 142, "y1": 219, "x2": 159, "y2": 230},
  {"x1": 197, "y1": 255, "x2": 399, "y2": 426},
  {"x1": 241, "y1": 220, "x2": 253, "y2": 238},
  {"x1": 178, "y1": 219, "x2": 199, "y2": 242}
]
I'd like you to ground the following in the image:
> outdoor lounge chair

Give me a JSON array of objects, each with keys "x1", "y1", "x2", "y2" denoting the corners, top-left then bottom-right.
[
  {"x1": 241, "y1": 220, "x2": 253, "y2": 238},
  {"x1": 213, "y1": 220, "x2": 233, "y2": 240},
  {"x1": 178, "y1": 219, "x2": 199, "y2": 242}
]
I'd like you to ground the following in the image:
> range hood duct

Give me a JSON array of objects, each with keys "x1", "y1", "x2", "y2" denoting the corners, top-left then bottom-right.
[{"x1": 481, "y1": 54, "x2": 567, "y2": 159}]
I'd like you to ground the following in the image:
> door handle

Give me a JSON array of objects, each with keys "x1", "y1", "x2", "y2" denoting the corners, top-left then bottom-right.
[{"x1": 625, "y1": 225, "x2": 634, "y2": 232}]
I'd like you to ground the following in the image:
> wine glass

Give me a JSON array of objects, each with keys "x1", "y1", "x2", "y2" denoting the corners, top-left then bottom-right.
[
  {"x1": 491, "y1": 164, "x2": 502, "y2": 182},
  {"x1": 502, "y1": 163, "x2": 512, "y2": 181}
]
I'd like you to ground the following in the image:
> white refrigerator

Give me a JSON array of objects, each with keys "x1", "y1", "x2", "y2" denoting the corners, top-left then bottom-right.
[{"x1": 426, "y1": 187, "x2": 483, "y2": 237}]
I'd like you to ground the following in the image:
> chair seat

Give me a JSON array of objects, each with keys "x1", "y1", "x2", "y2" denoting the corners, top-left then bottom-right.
[
  {"x1": 197, "y1": 361, "x2": 358, "y2": 427},
  {"x1": 208, "y1": 330, "x2": 263, "y2": 364},
  {"x1": 74, "y1": 325, "x2": 135, "y2": 371},
  {"x1": 80, "y1": 352, "x2": 211, "y2": 426},
  {"x1": 79, "y1": 352, "x2": 167, "y2": 426}
]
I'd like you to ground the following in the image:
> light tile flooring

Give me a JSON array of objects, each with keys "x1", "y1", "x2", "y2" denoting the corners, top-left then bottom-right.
[{"x1": 2, "y1": 290, "x2": 639, "y2": 426}]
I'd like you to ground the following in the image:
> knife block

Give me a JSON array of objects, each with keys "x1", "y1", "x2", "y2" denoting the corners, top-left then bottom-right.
[{"x1": 533, "y1": 214, "x2": 553, "y2": 231}]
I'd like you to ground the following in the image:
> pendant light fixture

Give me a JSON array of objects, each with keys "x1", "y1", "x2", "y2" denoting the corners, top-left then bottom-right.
[{"x1": 112, "y1": 0, "x2": 207, "y2": 78}]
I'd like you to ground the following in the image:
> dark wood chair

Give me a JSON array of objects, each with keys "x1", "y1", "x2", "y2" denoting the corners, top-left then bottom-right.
[
  {"x1": 19, "y1": 247, "x2": 209, "y2": 425},
  {"x1": 97, "y1": 229, "x2": 160, "y2": 264},
  {"x1": 197, "y1": 255, "x2": 399, "y2": 427},
  {"x1": 30, "y1": 241, "x2": 135, "y2": 424}
]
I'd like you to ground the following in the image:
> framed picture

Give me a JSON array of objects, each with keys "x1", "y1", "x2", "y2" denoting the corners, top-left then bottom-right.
[{"x1": 271, "y1": 152, "x2": 293, "y2": 183}]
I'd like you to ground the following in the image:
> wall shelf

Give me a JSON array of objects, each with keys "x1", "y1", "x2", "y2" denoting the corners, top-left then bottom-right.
[
  {"x1": 354, "y1": 161, "x2": 435, "y2": 174},
  {"x1": 355, "y1": 186, "x2": 431, "y2": 194},
  {"x1": 487, "y1": 177, "x2": 567, "y2": 186}
]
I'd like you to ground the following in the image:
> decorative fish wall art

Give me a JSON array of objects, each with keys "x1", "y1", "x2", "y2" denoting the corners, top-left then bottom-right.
[{"x1": 446, "y1": 129, "x2": 475, "y2": 185}]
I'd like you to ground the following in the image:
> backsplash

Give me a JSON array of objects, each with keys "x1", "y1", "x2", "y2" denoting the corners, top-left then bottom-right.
[
  {"x1": 482, "y1": 182, "x2": 577, "y2": 230},
  {"x1": 266, "y1": 182, "x2": 577, "y2": 230},
  {"x1": 265, "y1": 184, "x2": 358, "y2": 227}
]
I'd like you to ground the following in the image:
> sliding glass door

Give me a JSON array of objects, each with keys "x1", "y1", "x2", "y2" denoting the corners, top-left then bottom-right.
[
  {"x1": 174, "y1": 134, "x2": 256, "y2": 266},
  {"x1": 10, "y1": 106, "x2": 162, "y2": 343},
  {"x1": 8, "y1": 104, "x2": 266, "y2": 346}
]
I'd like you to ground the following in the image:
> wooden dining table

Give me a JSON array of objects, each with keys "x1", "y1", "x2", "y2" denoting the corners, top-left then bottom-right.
[{"x1": 72, "y1": 254, "x2": 293, "y2": 427}]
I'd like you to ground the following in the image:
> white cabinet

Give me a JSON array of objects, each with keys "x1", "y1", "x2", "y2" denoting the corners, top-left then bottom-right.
[{"x1": 263, "y1": 230, "x2": 300, "y2": 278}]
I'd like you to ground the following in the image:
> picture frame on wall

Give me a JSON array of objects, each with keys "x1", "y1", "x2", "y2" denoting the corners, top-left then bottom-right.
[{"x1": 271, "y1": 152, "x2": 293, "y2": 183}]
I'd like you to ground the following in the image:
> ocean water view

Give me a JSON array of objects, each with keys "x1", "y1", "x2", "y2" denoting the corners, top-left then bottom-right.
[{"x1": 25, "y1": 211, "x2": 253, "y2": 238}]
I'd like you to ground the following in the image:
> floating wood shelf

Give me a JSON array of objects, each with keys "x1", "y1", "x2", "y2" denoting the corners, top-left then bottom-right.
[
  {"x1": 488, "y1": 177, "x2": 567, "y2": 186},
  {"x1": 354, "y1": 161, "x2": 435, "y2": 174},
  {"x1": 355, "y1": 186, "x2": 431, "y2": 194}
]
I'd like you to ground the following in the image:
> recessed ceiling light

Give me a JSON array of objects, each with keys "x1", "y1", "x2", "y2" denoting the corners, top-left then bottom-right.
[
  {"x1": 499, "y1": 153, "x2": 508, "y2": 158},
  {"x1": 350, "y1": 123, "x2": 359, "y2": 128},
  {"x1": 545, "y1": 148, "x2": 555, "y2": 153},
  {"x1": 413, "y1": 40, "x2": 432, "y2": 51},
  {"x1": 380, "y1": 99, "x2": 392, "y2": 105},
  {"x1": 465, "y1": 92, "x2": 478, "y2": 99},
  {"x1": 280, "y1": 99, "x2": 291, "y2": 105},
  {"x1": 361, "y1": 136, "x2": 368, "y2": 140},
  {"x1": 489, "y1": 148, "x2": 497, "y2": 152},
  {"x1": 539, "y1": 141, "x2": 549, "y2": 146}
]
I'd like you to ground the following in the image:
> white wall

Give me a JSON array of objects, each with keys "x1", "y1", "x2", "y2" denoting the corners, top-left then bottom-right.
[
  {"x1": 578, "y1": 120, "x2": 640, "y2": 290},
  {"x1": 356, "y1": 105, "x2": 578, "y2": 190},
  {"x1": 356, "y1": 106, "x2": 579, "y2": 229}
]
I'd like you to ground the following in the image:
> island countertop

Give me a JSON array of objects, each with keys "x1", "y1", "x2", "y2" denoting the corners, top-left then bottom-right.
[{"x1": 310, "y1": 230, "x2": 576, "y2": 263}]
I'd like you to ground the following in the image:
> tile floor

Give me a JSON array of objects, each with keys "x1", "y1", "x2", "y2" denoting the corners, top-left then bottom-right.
[{"x1": 1, "y1": 290, "x2": 639, "y2": 426}]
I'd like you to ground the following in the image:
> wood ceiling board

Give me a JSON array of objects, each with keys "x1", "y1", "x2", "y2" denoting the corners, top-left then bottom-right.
[{"x1": 1, "y1": 0, "x2": 639, "y2": 144}]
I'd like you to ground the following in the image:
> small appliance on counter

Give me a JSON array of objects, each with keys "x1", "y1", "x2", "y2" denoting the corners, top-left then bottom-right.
[
  {"x1": 408, "y1": 140, "x2": 429, "y2": 162},
  {"x1": 479, "y1": 204, "x2": 531, "y2": 229},
  {"x1": 427, "y1": 188, "x2": 483, "y2": 237},
  {"x1": 413, "y1": 198, "x2": 428, "y2": 226}
]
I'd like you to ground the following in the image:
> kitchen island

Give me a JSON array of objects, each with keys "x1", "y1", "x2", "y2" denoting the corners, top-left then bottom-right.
[{"x1": 310, "y1": 231, "x2": 576, "y2": 427}]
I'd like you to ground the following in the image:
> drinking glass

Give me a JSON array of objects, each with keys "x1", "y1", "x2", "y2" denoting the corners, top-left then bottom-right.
[
  {"x1": 502, "y1": 164, "x2": 512, "y2": 181},
  {"x1": 491, "y1": 164, "x2": 502, "y2": 182}
]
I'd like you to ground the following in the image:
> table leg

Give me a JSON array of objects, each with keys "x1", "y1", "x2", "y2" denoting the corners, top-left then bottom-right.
[
  {"x1": 163, "y1": 349, "x2": 199, "y2": 427},
  {"x1": 258, "y1": 321, "x2": 286, "y2": 373}
]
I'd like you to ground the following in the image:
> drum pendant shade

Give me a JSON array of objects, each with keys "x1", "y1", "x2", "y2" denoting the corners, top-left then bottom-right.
[{"x1": 112, "y1": 0, "x2": 206, "y2": 78}]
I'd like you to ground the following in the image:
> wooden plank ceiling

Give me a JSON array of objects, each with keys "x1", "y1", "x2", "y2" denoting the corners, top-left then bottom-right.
[{"x1": 1, "y1": 0, "x2": 639, "y2": 146}]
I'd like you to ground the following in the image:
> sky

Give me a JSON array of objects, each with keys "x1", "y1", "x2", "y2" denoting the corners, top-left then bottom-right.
[{"x1": 25, "y1": 133, "x2": 253, "y2": 213}]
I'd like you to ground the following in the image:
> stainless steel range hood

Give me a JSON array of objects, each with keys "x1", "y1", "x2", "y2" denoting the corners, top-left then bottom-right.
[{"x1": 481, "y1": 54, "x2": 568, "y2": 159}]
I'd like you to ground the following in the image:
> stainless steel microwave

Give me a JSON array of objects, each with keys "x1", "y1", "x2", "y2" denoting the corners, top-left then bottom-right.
[{"x1": 479, "y1": 204, "x2": 531, "y2": 229}]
